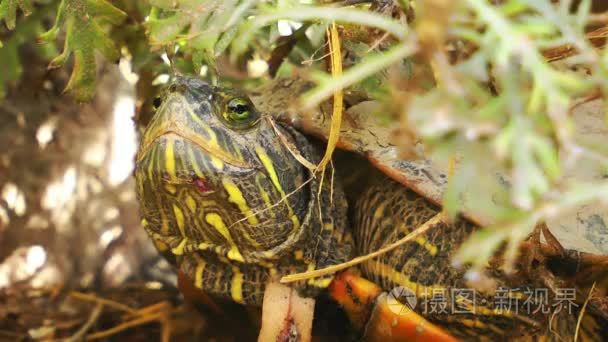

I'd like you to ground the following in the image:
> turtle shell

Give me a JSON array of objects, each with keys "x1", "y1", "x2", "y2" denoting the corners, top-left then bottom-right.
[{"x1": 250, "y1": 76, "x2": 608, "y2": 256}]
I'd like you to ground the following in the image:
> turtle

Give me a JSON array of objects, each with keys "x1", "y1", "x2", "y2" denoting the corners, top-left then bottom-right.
[{"x1": 134, "y1": 75, "x2": 608, "y2": 341}]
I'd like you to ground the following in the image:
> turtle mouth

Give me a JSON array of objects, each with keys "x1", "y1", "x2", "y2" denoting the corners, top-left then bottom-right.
[
  {"x1": 137, "y1": 129, "x2": 251, "y2": 169},
  {"x1": 135, "y1": 131, "x2": 255, "y2": 198},
  {"x1": 136, "y1": 110, "x2": 253, "y2": 170}
]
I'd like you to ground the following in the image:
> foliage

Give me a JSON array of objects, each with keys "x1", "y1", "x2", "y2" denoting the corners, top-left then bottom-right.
[
  {"x1": 408, "y1": 0, "x2": 608, "y2": 268},
  {"x1": 0, "y1": 0, "x2": 33, "y2": 33},
  {"x1": 1, "y1": 0, "x2": 608, "y2": 270},
  {"x1": 36, "y1": 0, "x2": 127, "y2": 100},
  {"x1": 145, "y1": 0, "x2": 255, "y2": 76},
  {"x1": 0, "y1": 1, "x2": 56, "y2": 98}
]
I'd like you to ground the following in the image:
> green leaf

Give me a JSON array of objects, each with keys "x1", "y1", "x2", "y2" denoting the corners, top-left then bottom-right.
[
  {"x1": 498, "y1": 0, "x2": 527, "y2": 17},
  {"x1": 511, "y1": 121, "x2": 549, "y2": 209},
  {"x1": 0, "y1": 35, "x2": 22, "y2": 97},
  {"x1": 0, "y1": 0, "x2": 33, "y2": 30},
  {"x1": 303, "y1": 41, "x2": 417, "y2": 108},
  {"x1": 146, "y1": 11, "x2": 189, "y2": 45},
  {"x1": 530, "y1": 135, "x2": 560, "y2": 180},
  {"x1": 232, "y1": 5, "x2": 408, "y2": 58},
  {"x1": 453, "y1": 227, "x2": 510, "y2": 268},
  {"x1": 146, "y1": 0, "x2": 246, "y2": 70},
  {"x1": 38, "y1": 0, "x2": 127, "y2": 101},
  {"x1": 0, "y1": 2, "x2": 54, "y2": 98},
  {"x1": 575, "y1": 0, "x2": 591, "y2": 30}
]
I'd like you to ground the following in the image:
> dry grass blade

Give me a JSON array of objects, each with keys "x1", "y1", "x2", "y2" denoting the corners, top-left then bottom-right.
[
  {"x1": 280, "y1": 213, "x2": 445, "y2": 283},
  {"x1": 123, "y1": 301, "x2": 172, "y2": 320},
  {"x1": 69, "y1": 291, "x2": 137, "y2": 314},
  {"x1": 85, "y1": 312, "x2": 168, "y2": 341},
  {"x1": 228, "y1": 176, "x2": 314, "y2": 229},
  {"x1": 69, "y1": 292, "x2": 172, "y2": 342},
  {"x1": 574, "y1": 282, "x2": 597, "y2": 342},
  {"x1": 312, "y1": 22, "x2": 343, "y2": 227},
  {"x1": 268, "y1": 117, "x2": 316, "y2": 170},
  {"x1": 65, "y1": 303, "x2": 104, "y2": 342},
  {"x1": 316, "y1": 22, "x2": 343, "y2": 172}
]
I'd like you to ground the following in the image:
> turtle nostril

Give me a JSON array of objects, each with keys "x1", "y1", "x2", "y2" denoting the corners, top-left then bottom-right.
[{"x1": 168, "y1": 84, "x2": 178, "y2": 93}]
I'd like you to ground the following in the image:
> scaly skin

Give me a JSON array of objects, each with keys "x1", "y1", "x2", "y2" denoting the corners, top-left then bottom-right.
[
  {"x1": 134, "y1": 76, "x2": 352, "y2": 305},
  {"x1": 135, "y1": 76, "x2": 606, "y2": 340},
  {"x1": 354, "y1": 179, "x2": 543, "y2": 339},
  {"x1": 348, "y1": 177, "x2": 606, "y2": 340}
]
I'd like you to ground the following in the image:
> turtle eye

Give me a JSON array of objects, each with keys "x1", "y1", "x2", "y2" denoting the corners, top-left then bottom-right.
[{"x1": 226, "y1": 97, "x2": 253, "y2": 122}]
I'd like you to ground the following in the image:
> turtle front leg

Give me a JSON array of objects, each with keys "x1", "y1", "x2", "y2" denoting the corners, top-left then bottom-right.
[{"x1": 328, "y1": 271, "x2": 459, "y2": 342}]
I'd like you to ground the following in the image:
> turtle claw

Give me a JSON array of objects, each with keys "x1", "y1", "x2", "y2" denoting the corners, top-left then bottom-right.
[
  {"x1": 329, "y1": 271, "x2": 458, "y2": 342},
  {"x1": 538, "y1": 223, "x2": 567, "y2": 256},
  {"x1": 520, "y1": 223, "x2": 576, "y2": 295},
  {"x1": 521, "y1": 224, "x2": 571, "y2": 278},
  {"x1": 520, "y1": 224, "x2": 608, "y2": 323},
  {"x1": 521, "y1": 223, "x2": 544, "y2": 276}
]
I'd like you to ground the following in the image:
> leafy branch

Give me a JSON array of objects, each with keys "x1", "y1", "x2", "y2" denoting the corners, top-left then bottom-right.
[
  {"x1": 0, "y1": 0, "x2": 33, "y2": 33},
  {"x1": 37, "y1": 0, "x2": 126, "y2": 100},
  {"x1": 408, "y1": 0, "x2": 608, "y2": 267},
  {"x1": 456, "y1": 180, "x2": 608, "y2": 270},
  {"x1": 0, "y1": 0, "x2": 56, "y2": 98},
  {"x1": 303, "y1": 40, "x2": 416, "y2": 108},
  {"x1": 146, "y1": 0, "x2": 255, "y2": 75}
]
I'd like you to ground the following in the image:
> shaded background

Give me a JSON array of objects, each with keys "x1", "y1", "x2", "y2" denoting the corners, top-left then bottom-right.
[{"x1": 0, "y1": 49, "x2": 204, "y2": 340}]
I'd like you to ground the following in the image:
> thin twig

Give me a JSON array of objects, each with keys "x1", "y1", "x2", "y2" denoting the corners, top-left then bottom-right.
[
  {"x1": 228, "y1": 176, "x2": 314, "y2": 230},
  {"x1": 69, "y1": 291, "x2": 136, "y2": 314},
  {"x1": 64, "y1": 303, "x2": 104, "y2": 342},
  {"x1": 86, "y1": 312, "x2": 165, "y2": 341},
  {"x1": 122, "y1": 301, "x2": 172, "y2": 320},
  {"x1": 301, "y1": 42, "x2": 332, "y2": 66}
]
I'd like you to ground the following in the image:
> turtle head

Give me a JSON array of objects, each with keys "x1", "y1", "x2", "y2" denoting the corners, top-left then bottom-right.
[{"x1": 135, "y1": 76, "x2": 310, "y2": 263}]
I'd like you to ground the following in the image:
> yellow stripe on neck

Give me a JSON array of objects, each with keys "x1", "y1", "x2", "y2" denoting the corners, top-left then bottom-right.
[
  {"x1": 173, "y1": 204, "x2": 186, "y2": 236},
  {"x1": 223, "y1": 178, "x2": 259, "y2": 225},
  {"x1": 231, "y1": 267, "x2": 244, "y2": 303},
  {"x1": 205, "y1": 213, "x2": 244, "y2": 262},
  {"x1": 194, "y1": 259, "x2": 206, "y2": 289},
  {"x1": 255, "y1": 145, "x2": 300, "y2": 229},
  {"x1": 165, "y1": 137, "x2": 176, "y2": 178}
]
